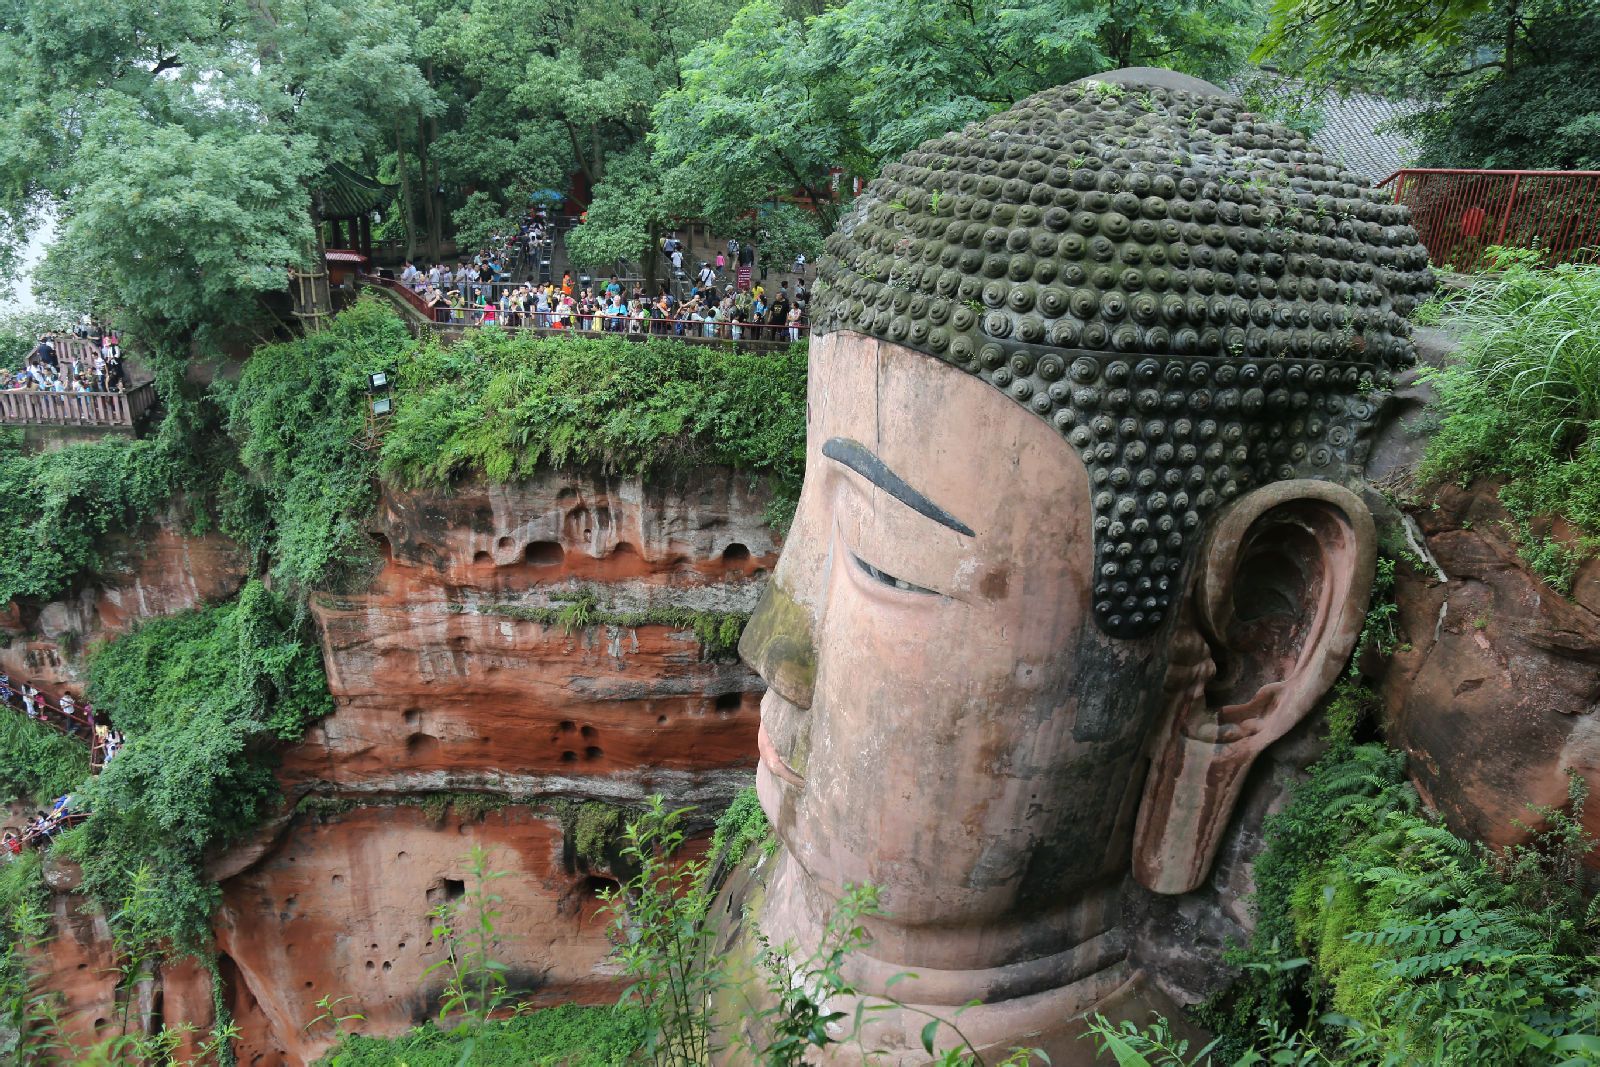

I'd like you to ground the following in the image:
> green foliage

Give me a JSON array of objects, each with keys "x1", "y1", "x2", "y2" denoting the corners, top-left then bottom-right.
[
  {"x1": 652, "y1": 0, "x2": 1261, "y2": 230},
  {"x1": 316, "y1": 1003, "x2": 649, "y2": 1067},
  {"x1": 415, "y1": 792, "x2": 511, "y2": 825},
  {"x1": 600, "y1": 798, "x2": 720, "y2": 1065},
  {"x1": 0, "y1": 430, "x2": 183, "y2": 605},
  {"x1": 1195, "y1": 744, "x2": 1600, "y2": 1065},
  {"x1": 72, "y1": 582, "x2": 333, "y2": 953},
  {"x1": 0, "y1": 713, "x2": 92, "y2": 809},
  {"x1": 480, "y1": 594, "x2": 749, "y2": 658},
  {"x1": 378, "y1": 315, "x2": 807, "y2": 504},
  {"x1": 703, "y1": 786, "x2": 772, "y2": 877},
  {"x1": 0, "y1": 878, "x2": 68, "y2": 1065},
  {"x1": 221, "y1": 298, "x2": 416, "y2": 592},
  {"x1": 0, "y1": 308, "x2": 72, "y2": 374},
  {"x1": 0, "y1": 0, "x2": 433, "y2": 346},
  {"x1": 424, "y1": 846, "x2": 513, "y2": 1029},
  {"x1": 1417, "y1": 262, "x2": 1600, "y2": 589},
  {"x1": 574, "y1": 811, "x2": 627, "y2": 872},
  {"x1": 1259, "y1": 0, "x2": 1600, "y2": 172}
]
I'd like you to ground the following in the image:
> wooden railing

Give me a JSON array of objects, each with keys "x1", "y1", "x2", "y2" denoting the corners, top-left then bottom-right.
[
  {"x1": 0, "y1": 381, "x2": 157, "y2": 428},
  {"x1": 1380, "y1": 168, "x2": 1600, "y2": 272}
]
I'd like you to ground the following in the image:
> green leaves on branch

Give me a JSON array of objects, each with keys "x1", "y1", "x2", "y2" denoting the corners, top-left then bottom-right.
[
  {"x1": 0, "y1": 430, "x2": 180, "y2": 605},
  {"x1": 68, "y1": 582, "x2": 333, "y2": 953},
  {"x1": 221, "y1": 299, "x2": 414, "y2": 592},
  {"x1": 650, "y1": 0, "x2": 1262, "y2": 231}
]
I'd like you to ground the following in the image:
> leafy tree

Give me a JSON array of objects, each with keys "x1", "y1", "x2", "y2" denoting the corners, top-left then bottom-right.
[
  {"x1": 1259, "y1": 0, "x2": 1600, "y2": 170},
  {"x1": 0, "y1": 0, "x2": 434, "y2": 345},
  {"x1": 652, "y1": 0, "x2": 1262, "y2": 234},
  {"x1": 429, "y1": 0, "x2": 731, "y2": 274}
]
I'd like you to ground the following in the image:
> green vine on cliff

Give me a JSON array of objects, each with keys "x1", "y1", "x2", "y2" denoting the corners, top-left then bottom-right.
[
  {"x1": 467, "y1": 594, "x2": 750, "y2": 658},
  {"x1": 56, "y1": 582, "x2": 334, "y2": 955}
]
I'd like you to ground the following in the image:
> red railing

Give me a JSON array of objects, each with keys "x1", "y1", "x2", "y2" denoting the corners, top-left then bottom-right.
[
  {"x1": 0, "y1": 381, "x2": 157, "y2": 428},
  {"x1": 1380, "y1": 168, "x2": 1600, "y2": 272}
]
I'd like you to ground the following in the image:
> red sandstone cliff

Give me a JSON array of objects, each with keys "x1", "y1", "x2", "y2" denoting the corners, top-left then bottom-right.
[{"x1": 5, "y1": 467, "x2": 774, "y2": 1065}]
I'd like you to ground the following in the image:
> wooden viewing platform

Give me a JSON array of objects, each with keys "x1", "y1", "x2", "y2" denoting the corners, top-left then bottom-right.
[{"x1": 0, "y1": 381, "x2": 157, "y2": 431}]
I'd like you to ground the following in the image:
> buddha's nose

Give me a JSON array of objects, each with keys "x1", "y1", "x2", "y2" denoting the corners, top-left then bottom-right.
[{"x1": 738, "y1": 577, "x2": 817, "y2": 710}]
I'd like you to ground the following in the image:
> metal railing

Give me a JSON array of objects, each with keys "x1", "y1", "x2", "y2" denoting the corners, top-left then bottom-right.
[
  {"x1": 1380, "y1": 168, "x2": 1600, "y2": 272},
  {"x1": 0, "y1": 381, "x2": 157, "y2": 428}
]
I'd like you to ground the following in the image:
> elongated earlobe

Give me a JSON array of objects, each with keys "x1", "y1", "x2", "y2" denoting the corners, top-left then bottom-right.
[{"x1": 1133, "y1": 480, "x2": 1375, "y2": 894}]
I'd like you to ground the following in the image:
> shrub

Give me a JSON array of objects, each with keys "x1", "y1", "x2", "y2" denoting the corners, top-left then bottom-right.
[
  {"x1": 0, "y1": 430, "x2": 180, "y2": 604},
  {"x1": 0, "y1": 713, "x2": 92, "y2": 809},
  {"x1": 1419, "y1": 261, "x2": 1600, "y2": 587},
  {"x1": 69, "y1": 581, "x2": 333, "y2": 952},
  {"x1": 220, "y1": 298, "x2": 413, "y2": 592},
  {"x1": 1196, "y1": 745, "x2": 1600, "y2": 1064},
  {"x1": 377, "y1": 319, "x2": 808, "y2": 523},
  {"x1": 315, "y1": 1003, "x2": 649, "y2": 1067}
]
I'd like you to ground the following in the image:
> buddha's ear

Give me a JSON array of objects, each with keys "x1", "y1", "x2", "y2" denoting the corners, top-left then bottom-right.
[{"x1": 1133, "y1": 480, "x2": 1376, "y2": 895}]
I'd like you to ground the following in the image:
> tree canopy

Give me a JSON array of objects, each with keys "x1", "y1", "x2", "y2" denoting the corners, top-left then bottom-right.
[
  {"x1": 0, "y1": 0, "x2": 434, "y2": 344},
  {"x1": 1258, "y1": 0, "x2": 1600, "y2": 169}
]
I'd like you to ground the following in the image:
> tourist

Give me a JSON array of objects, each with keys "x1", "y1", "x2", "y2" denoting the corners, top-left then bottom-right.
[
  {"x1": 21, "y1": 683, "x2": 39, "y2": 720},
  {"x1": 786, "y1": 303, "x2": 803, "y2": 342}
]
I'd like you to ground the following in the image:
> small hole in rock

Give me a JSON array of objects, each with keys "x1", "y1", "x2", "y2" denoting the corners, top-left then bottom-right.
[
  {"x1": 715, "y1": 692, "x2": 742, "y2": 711},
  {"x1": 580, "y1": 725, "x2": 597, "y2": 739},
  {"x1": 585, "y1": 746, "x2": 604, "y2": 760},
  {"x1": 722, "y1": 543, "x2": 751, "y2": 563},
  {"x1": 560, "y1": 750, "x2": 577, "y2": 762}
]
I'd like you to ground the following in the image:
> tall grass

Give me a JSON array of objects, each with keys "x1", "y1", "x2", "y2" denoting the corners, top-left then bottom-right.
[{"x1": 1419, "y1": 262, "x2": 1600, "y2": 588}]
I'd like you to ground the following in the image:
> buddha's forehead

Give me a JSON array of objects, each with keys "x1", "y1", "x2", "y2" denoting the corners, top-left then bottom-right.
[{"x1": 811, "y1": 73, "x2": 1433, "y2": 637}]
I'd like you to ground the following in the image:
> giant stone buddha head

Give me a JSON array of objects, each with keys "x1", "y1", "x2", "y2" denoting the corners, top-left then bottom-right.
[{"x1": 737, "y1": 68, "x2": 1429, "y2": 1048}]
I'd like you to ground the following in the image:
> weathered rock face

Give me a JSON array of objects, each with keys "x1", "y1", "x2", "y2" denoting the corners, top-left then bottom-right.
[
  {"x1": 0, "y1": 516, "x2": 247, "y2": 696},
  {"x1": 1376, "y1": 480, "x2": 1600, "y2": 851},
  {"x1": 215, "y1": 804, "x2": 621, "y2": 1066},
  {"x1": 6, "y1": 468, "x2": 772, "y2": 1065},
  {"x1": 291, "y1": 469, "x2": 774, "y2": 799},
  {"x1": 218, "y1": 468, "x2": 770, "y2": 1062}
]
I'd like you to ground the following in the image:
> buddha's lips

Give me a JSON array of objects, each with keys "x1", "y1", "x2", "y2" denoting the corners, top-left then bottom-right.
[{"x1": 757, "y1": 723, "x2": 805, "y2": 786}]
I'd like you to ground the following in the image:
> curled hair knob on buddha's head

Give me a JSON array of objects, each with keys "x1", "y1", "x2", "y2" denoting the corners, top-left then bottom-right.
[{"x1": 812, "y1": 70, "x2": 1431, "y2": 638}]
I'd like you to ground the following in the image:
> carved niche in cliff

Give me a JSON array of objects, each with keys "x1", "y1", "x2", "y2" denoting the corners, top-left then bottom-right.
[{"x1": 731, "y1": 67, "x2": 1429, "y2": 1059}]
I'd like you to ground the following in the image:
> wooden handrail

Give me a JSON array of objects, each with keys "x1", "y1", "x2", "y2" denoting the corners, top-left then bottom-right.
[{"x1": 0, "y1": 381, "x2": 157, "y2": 428}]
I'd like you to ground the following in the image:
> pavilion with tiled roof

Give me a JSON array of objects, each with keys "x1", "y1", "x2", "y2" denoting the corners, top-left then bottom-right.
[{"x1": 1230, "y1": 70, "x2": 1424, "y2": 185}]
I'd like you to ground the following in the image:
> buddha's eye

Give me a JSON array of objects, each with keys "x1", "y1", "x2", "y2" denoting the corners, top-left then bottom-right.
[{"x1": 852, "y1": 551, "x2": 938, "y2": 596}]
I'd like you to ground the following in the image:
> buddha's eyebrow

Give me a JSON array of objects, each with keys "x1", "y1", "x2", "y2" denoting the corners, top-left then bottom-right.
[{"x1": 822, "y1": 437, "x2": 975, "y2": 537}]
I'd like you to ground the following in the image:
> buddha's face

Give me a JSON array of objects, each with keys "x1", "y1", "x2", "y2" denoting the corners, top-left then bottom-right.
[
  {"x1": 741, "y1": 330, "x2": 1374, "y2": 980},
  {"x1": 742, "y1": 330, "x2": 1168, "y2": 959}
]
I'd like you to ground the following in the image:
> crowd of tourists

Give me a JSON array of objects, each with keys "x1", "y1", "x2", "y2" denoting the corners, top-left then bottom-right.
[
  {"x1": 0, "y1": 672, "x2": 121, "y2": 857},
  {"x1": 4, "y1": 319, "x2": 128, "y2": 394},
  {"x1": 391, "y1": 211, "x2": 808, "y2": 343},
  {"x1": 3, "y1": 793, "x2": 83, "y2": 855},
  {"x1": 399, "y1": 265, "x2": 809, "y2": 341}
]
